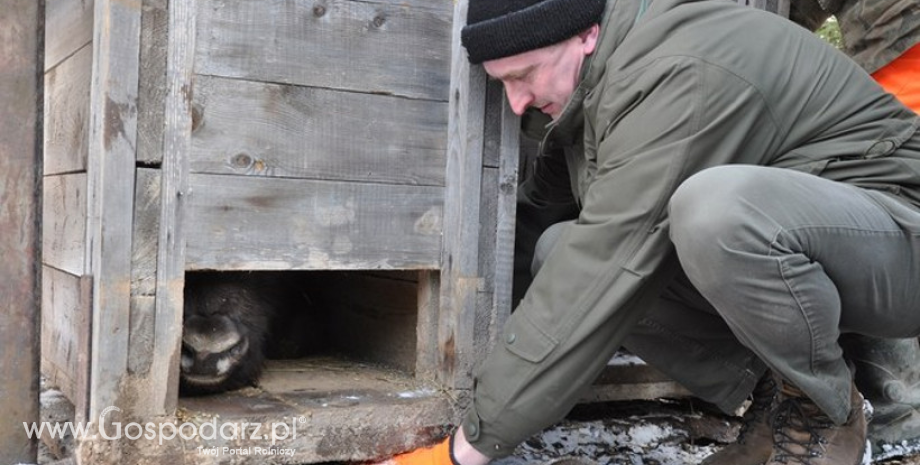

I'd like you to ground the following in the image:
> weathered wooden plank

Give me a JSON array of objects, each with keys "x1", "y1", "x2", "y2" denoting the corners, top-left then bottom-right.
[
  {"x1": 416, "y1": 270, "x2": 441, "y2": 380},
  {"x1": 195, "y1": 0, "x2": 452, "y2": 100},
  {"x1": 0, "y1": 2, "x2": 42, "y2": 460},
  {"x1": 481, "y1": 80, "x2": 505, "y2": 169},
  {"x1": 144, "y1": 0, "x2": 196, "y2": 416},
  {"x1": 489, "y1": 88, "x2": 520, "y2": 350},
  {"x1": 40, "y1": 268, "x2": 92, "y2": 423},
  {"x1": 475, "y1": 80, "x2": 520, "y2": 360},
  {"x1": 136, "y1": 0, "x2": 168, "y2": 165},
  {"x1": 45, "y1": 0, "x2": 94, "y2": 71},
  {"x1": 42, "y1": 173, "x2": 88, "y2": 275},
  {"x1": 190, "y1": 75, "x2": 447, "y2": 186},
  {"x1": 586, "y1": 362, "x2": 691, "y2": 402},
  {"x1": 128, "y1": 168, "x2": 160, "y2": 375},
  {"x1": 104, "y1": 358, "x2": 454, "y2": 463},
  {"x1": 84, "y1": 0, "x2": 141, "y2": 420},
  {"x1": 474, "y1": 166, "x2": 498, "y2": 365},
  {"x1": 132, "y1": 169, "x2": 160, "y2": 299},
  {"x1": 436, "y1": 0, "x2": 487, "y2": 389},
  {"x1": 585, "y1": 380, "x2": 692, "y2": 403},
  {"x1": 317, "y1": 272, "x2": 419, "y2": 372},
  {"x1": 44, "y1": 43, "x2": 92, "y2": 175},
  {"x1": 476, "y1": 84, "x2": 505, "y2": 285},
  {"x1": 184, "y1": 174, "x2": 444, "y2": 270}
]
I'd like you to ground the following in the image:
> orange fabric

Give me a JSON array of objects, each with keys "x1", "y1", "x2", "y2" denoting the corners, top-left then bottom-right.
[
  {"x1": 384, "y1": 437, "x2": 454, "y2": 465},
  {"x1": 871, "y1": 42, "x2": 920, "y2": 114}
]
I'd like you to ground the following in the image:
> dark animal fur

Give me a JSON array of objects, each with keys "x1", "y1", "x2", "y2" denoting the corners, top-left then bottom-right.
[{"x1": 180, "y1": 271, "x2": 319, "y2": 396}]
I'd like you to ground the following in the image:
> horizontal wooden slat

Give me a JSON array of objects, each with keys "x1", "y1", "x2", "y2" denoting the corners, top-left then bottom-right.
[
  {"x1": 585, "y1": 358, "x2": 692, "y2": 403},
  {"x1": 185, "y1": 174, "x2": 444, "y2": 270},
  {"x1": 195, "y1": 0, "x2": 452, "y2": 100},
  {"x1": 45, "y1": 0, "x2": 94, "y2": 71},
  {"x1": 190, "y1": 75, "x2": 448, "y2": 186},
  {"x1": 44, "y1": 43, "x2": 92, "y2": 176},
  {"x1": 42, "y1": 173, "x2": 87, "y2": 275}
]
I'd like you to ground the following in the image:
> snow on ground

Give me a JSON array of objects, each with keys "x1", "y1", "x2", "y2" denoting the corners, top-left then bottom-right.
[{"x1": 493, "y1": 398, "x2": 920, "y2": 465}]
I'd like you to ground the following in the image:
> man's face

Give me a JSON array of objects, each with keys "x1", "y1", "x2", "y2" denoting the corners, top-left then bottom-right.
[{"x1": 482, "y1": 25, "x2": 599, "y2": 120}]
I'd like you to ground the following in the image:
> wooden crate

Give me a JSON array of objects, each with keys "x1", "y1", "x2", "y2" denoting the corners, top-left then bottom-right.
[{"x1": 41, "y1": 0, "x2": 519, "y2": 462}]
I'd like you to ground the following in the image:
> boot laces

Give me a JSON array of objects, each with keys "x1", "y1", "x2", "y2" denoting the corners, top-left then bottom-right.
[
  {"x1": 771, "y1": 397, "x2": 832, "y2": 464},
  {"x1": 737, "y1": 374, "x2": 777, "y2": 444}
]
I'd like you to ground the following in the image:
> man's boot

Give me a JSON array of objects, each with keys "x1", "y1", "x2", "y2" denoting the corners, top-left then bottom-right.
[
  {"x1": 841, "y1": 335, "x2": 920, "y2": 453},
  {"x1": 701, "y1": 371, "x2": 779, "y2": 465},
  {"x1": 766, "y1": 381, "x2": 867, "y2": 465}
]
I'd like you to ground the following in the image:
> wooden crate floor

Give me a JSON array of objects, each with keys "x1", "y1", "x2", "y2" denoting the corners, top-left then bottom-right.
[{"x1": 159, "y1": 357, "x2": 454, "y2": 464}]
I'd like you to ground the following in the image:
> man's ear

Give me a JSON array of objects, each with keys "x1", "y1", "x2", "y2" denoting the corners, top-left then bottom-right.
[{"x1": 579, "y1": 24, "x2": 600, "y2": 55}]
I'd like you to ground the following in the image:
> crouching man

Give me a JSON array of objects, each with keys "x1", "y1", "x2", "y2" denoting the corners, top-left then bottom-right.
[{"x1": 382, "y1": 0, "x2": 920, "y2": 464}]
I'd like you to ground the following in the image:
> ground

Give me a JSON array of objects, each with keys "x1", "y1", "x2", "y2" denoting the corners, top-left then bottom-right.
[
  {"x1": 491, "y1": 398, "x2": 920, "y2": 465},
  {"x1": 34, "y1": 383, "x2": 920, "y2": 465}
]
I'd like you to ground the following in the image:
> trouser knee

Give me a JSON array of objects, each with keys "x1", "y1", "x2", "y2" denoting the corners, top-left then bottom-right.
[
  {"x1": 532, "y1": 221, "x2": 572, "y2": 277},
  {"x1": 669, "y1": 166, "x2": 772, "y2": 291},
  {"x1": 669, "y1": 166, "x2": 761, "y2": 240}
]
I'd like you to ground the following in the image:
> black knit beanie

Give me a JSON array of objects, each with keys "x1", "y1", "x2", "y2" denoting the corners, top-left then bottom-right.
[{"x1": 461, "y1": 0, "x2": 607, "y2": 64}]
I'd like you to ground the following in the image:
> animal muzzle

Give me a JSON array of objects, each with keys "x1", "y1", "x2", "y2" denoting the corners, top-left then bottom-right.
[{"x1": 180, "y1": 314, "x2": 250, "y2": 386}]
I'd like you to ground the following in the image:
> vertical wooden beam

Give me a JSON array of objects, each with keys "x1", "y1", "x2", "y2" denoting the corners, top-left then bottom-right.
[
  {"x1": 147, "y1": 0, "x2": 196, "y2": 415},
  {"x1": 416, "y1": 270, "x2": 441, "y2": 381},
  {"x1": 0, "y1": 0, "x2": 43, "y2": 462},
  {"x1": 439, "y1": 0, "x2": 487, "y2": 390},
  {"x1": 136, "y1": 0, "x2": 168, "y2": 166},
  {"x1": 489, "y1": 91, "x2": 520, "y2": 348},
  {"x1": 473, "y1": 81, "x2": 501, "y2": 366},
  {"x1": 85, "y1": 0, "x2": 142, "y2": 420},
  {"x1": 474, "y1": 80, "x2": 520, "y2": 364}
]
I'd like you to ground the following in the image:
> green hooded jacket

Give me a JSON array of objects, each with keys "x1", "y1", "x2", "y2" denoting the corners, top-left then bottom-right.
[
  {"x1": 513, "y1": 0, "x2": 920, "y2": 406},
  {"x1": 467, "y1": 1, "x2": 920, "y2": 450}
]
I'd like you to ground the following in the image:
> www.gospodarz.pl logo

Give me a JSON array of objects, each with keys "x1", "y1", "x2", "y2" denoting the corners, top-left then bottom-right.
[{"x1": 24, "y1": 406, "x2": 306, "y2": 450}]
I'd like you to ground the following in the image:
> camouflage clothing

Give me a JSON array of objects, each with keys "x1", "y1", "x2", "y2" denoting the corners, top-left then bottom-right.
[{"x1": 790, "y1": 0, "x2": 920, "y2": 73}]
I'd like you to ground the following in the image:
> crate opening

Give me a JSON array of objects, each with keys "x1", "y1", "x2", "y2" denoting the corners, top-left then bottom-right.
[{"x1": 179, "y1": 269, "x2": 422, "y2": 398}]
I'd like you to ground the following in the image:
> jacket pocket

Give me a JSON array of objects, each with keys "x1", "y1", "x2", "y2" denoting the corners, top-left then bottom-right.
[{"x1": 503, "y1": 313, "x2": 558, "y2": 364}]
